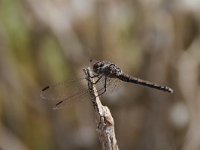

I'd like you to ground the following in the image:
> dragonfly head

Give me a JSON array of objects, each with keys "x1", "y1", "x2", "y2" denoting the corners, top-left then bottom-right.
[{"x1": 92, "y1": 61, "x2": 106, "y2": 74}]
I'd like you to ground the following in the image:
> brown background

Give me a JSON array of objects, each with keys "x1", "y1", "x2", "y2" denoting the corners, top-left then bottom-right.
[{"x1": 0, "y1": 0, "x2": 200, "y2": 150}]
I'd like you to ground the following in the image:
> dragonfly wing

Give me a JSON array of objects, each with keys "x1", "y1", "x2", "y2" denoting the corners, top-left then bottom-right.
[
  {"x1": 94, "y1": 76, "x2": 122, "y2": 95},
  {"x1": 40, "y1": 76, "x2": 122, "y2": 109},
  {"x1": 40, "y1": 78, "x2": 90, "y2": 109}
]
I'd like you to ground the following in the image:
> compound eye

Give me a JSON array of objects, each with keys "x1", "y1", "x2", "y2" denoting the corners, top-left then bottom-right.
[
  {"x1": 93, "y1": 63, "x2": 98, "y2": 70},
  {"x1": 99, "y1": 63, "x2": 104, "y2": 67}
]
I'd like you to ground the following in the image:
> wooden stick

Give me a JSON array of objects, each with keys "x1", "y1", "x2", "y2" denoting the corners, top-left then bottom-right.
[{"x1": 83, "y1": 68, "x2": 119, "y2": 150}]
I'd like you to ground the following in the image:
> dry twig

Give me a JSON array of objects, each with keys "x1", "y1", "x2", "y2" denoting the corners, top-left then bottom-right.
[{"x1": 83, "y1": 68, "x2": 119, "y2": 150}]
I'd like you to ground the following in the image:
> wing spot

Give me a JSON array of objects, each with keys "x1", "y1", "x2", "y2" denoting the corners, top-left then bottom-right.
[{"x1": 42, "y1": 86, "x2": 50, "y2": 91}]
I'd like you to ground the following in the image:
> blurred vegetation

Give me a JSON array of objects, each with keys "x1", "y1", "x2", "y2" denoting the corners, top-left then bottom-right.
[{"x1": 0, "y1": 0, "x2": 200, "y2": 150}]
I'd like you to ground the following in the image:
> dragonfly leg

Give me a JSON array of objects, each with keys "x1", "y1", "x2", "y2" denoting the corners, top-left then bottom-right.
[
  {"x1": 97, "y1": 76, "x2": 107, "y2": 96},
  {"x1": 93, "y1": 75, "x2": 103, "y2": 84},
  {"x1": 90, "y1": 74, "x2": 100, "y2": 78}
]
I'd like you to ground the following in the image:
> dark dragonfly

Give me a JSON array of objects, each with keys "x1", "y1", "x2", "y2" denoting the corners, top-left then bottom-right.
[
  {"x1": 92, "y1": 61, "x2": 173, "y2": 93},
  {"x1": 40, "y1": 60, "x2": 173, "y2": 109}
]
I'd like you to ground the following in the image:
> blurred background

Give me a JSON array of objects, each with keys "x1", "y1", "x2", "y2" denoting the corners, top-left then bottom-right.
[{"x1": 0, "y1": 0, "x2": 200, "y2": 150}]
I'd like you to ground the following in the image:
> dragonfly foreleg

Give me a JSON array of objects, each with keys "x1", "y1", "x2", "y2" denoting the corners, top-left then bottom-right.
[
  {"x1": 96, "y1": 76, "x2": 107, "y2": 97},
  {"x1": 93, "y1": 74, "x2": 103, "y2": 84},
  {"x1": 90, "y1": 74, "x2": 100, "y2": 78}
]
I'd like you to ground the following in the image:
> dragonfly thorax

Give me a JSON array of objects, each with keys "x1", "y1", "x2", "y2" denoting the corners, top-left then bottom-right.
[{"x1": 93, "y1": 61, "x2": 123, "y2": 78}]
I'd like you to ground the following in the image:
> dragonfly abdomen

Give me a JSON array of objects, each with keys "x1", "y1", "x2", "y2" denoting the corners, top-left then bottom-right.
[{"x1": 118, "y1": 74, "x2": 174, "y2": 93}]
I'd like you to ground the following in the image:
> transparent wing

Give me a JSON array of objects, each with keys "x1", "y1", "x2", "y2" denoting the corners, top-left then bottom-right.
[
  {"x1": 40, "y1": 76, "x2": 121, "y2": 109},
  {"x1": 40, "y1": 78, "x2": 89, "y2": 109}
]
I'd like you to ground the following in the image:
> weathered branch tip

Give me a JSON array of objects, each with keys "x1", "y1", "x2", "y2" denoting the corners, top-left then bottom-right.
[{"x1": 83, "y1": 67, "x2": 119, "y2": 150}]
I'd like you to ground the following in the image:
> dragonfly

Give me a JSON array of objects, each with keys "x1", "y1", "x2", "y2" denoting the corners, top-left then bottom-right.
[{"x1": 40, "y1": 60, "x2": 174, "y2": 109}]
